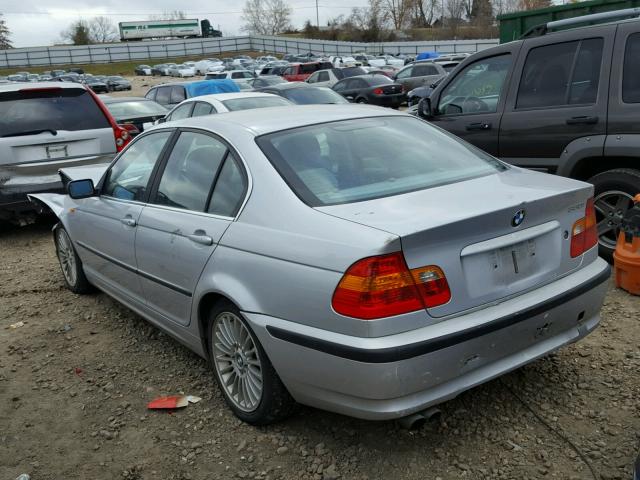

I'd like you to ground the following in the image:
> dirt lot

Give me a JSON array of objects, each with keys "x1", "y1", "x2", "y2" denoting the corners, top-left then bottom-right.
[{"x1": 1, "y1": 221, "x2": 639, "y2": 480}]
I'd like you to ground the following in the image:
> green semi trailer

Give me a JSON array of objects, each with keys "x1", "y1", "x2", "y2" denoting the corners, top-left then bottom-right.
[{"x1": 498, "y1": 0, "x2": 640, "y2": 43}]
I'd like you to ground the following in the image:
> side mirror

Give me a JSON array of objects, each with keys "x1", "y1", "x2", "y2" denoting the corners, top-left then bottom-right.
[
  {"x1": 418, "y1": 97, "x2": 433, "y2": 119},
  {"x1": 68, "y1": 179, "x2": 95, "y2": 199},
  {"x1": 156, "y1": 117, "x2": 166, "y2": 125}
]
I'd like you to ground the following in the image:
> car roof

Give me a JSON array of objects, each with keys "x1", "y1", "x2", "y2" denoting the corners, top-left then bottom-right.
[
  {"x1": 0, "y1": 81, "x2": 89, "y2": 92},
  {"x1": 102, "y1": 96, "x2": 151, "y2": 103},
  {"x1": 163, "y1": 104, "x2": 406, "y2": 137},
  {"x1": 185, "y1": 92, "x2": 279, "y2": 102},
  {"x1": 260, "y1": 82, "x2": 309, "y2": 90}
]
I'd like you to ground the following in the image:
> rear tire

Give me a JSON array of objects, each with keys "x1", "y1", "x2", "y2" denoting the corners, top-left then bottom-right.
[
  {"x1": 356, "y1": 97, "x2": 368, "y2": 104},
  {"x1": 588, "y1": 168, "x2": 640, "y2": 261},
  {"x1": 54, "y1": 227, "x2": 93, "y2": 294},
  {"x1": 208, "y1": 301, "x2": 296, "y2": 425}
]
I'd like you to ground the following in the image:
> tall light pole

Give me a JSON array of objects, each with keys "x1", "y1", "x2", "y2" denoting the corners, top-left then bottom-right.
[{"x1": 316, "y1": 0, "x2": 320, "y2": 28}]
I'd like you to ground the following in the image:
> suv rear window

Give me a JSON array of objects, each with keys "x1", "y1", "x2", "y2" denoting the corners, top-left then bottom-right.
[
  {"x1": 516, "y1": 38, "x2": 603, "y2": 109},
  {"x1": 623, "y1": 33, "x2": 640, "y2": 103},
  {"x1": 0, "y1": 88, "x2": 110, "y2": 137},
  {"x1": 257, "y1": 117, "x2": 505, "y2": 206},
  {"x1": 300, "y1": 63, "x2": 319, "y2": 74}
]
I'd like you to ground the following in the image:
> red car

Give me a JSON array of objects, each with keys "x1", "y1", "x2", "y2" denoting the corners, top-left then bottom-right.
[{"x1": 282, "y1": 62, "x2": 332, "y2": 82}]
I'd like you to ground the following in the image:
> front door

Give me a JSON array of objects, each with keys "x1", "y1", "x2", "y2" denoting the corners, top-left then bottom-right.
[
  {"x1": 135, "y1": 130, "x2": 249, "y2": 325},
  {"x1": 73, "y1": 130, "x2": 174, "y2": 300},
  {"x1": 499, "y1": 26, "x2": 613, "y2": 172},
  {"x1": 428, "y1": 49, "x2": 516, "y2": 156}
]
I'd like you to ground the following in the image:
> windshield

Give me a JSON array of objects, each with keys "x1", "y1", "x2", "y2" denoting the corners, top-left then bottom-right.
[
  {"x1": 257, "y1": 116, "x2": 506, "y2": 206},
  {"x1": 282, "y1": 88, "x2": 348, "y2": 105},
  {"x1": 222, "y1": 96, "x2": 290, "y2": 111},
  {"x1": 0, "y1": 88, "x2": 110, "y2": 136},
  {"x1": 106, "y1": 100, "x2": 167, "y2": 118}
]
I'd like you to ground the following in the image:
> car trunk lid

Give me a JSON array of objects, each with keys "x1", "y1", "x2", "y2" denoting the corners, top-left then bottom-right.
[{"x1": 317, "y1": 168, "x2": 594, "y2": 317}]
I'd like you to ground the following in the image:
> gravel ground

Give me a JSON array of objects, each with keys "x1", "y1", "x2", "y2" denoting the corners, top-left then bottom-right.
[{"x1": 1, "y1": 219, "x2": 639, "y2": 480}]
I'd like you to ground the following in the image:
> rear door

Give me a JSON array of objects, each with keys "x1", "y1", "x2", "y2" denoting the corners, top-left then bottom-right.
[
  {"x1": 71, "y1": 130, "x2": 173, "y2": 300},
  {"x1": 170, "y1": 86, "x2": 187, "y2": 106},
  {"x1": 407, "y1": 63, "x2": 442, "y2": 90},
  {"x1": 135, "y1": 129, "x2": 248, "y2": 325},
  {"x1": 0, "y1": 86, "x2": 117, "y2": 191},
  {"x1": 428, "y1": 45, "x2": 518, "y2": 156},
  {"x1": 499, "y1": 26, "x2": 613, "y2": 172}
]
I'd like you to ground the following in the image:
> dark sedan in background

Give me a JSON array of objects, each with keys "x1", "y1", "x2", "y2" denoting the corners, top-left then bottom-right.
[
  {"x1": 106, "y1": 76, "x2": 132, "y2": 91},
  {"x1": 83, "y1": 77, "x2": 109, "y2": 94},
  {"x1": 332, "y1": 74, "x2": 405, "y2": 107},
  {"x1": 101, "y1": 96, "x2": 167, "y2": 137},
  {"x1": 256, "y1": 82, "x2": 349, "y2": 105}
]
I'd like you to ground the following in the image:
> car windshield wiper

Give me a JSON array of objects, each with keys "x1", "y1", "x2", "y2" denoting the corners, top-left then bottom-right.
[{"x1": 2, "y1": 128, "x2": 58, "y2": 138}]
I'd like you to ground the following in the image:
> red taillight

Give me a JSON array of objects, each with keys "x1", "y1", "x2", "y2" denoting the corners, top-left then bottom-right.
[
  {"x1": 85, "y1": 86, "x2": 132, "y2": 152},
  {"x1": 372, "y1": 87, "x2": 384, "y2": 95},
  {"x1": 570, "y1": 198, "x2": 598, "y2": 257},
  {"x1": 332, "y1": 252, "x2": 451, "y2": 320}
]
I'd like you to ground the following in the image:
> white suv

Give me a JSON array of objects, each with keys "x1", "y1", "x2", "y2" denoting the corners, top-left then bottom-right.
[{"x1": 0, "y1": 82, "x2": 130, "y2": 222}]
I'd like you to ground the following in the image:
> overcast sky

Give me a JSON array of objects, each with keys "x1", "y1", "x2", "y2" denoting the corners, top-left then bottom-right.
[{"x1": 3, "y1": 0, "x2": 370, "y2": 48}]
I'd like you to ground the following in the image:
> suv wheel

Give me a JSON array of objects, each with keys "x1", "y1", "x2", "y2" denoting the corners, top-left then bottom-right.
[
  {"x1": 54, "y1": 227, "x2": 93, "y2": 294},
  {"x1": 588, "y1": 168, "x2": 640, "y2": 260},
  {"x1": 208, "y1": 301, "x2": 295, "y2": 425}
]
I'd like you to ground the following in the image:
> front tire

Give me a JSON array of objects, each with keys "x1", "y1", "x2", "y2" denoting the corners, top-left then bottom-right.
[
  {"x1": 54, "y1": 227, "x2": 93, "y2": 294},
  {"x1": 208, "y1": 301, "x2": 295, "y2": 425},
  {"x1": 588, "y1": 168, "x2": 640, "y2": 261}
]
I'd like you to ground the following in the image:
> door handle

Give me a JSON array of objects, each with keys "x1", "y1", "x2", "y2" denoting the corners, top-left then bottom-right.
[
  {"x1": 466, "y1": 122, "x2": 492, "y2": 131},
  {"x1": 186, "y1": 231, "x2": 213, "y2": 246},
  {"x1": 566, "y1": 115, "x2": 598, "y2": 125},
  {"x1": 120, "y1": 217, "x2": 137, "y2": 227}
]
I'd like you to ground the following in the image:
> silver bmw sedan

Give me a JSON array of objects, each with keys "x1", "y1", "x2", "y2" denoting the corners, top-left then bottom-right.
[{"x1": 31, "y1": 105, "x2": 610, "y2": 425}]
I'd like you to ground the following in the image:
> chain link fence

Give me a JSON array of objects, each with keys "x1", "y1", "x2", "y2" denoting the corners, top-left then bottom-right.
[{"x1": 0, "y1": 35, "x2": 499, "y2": 69}]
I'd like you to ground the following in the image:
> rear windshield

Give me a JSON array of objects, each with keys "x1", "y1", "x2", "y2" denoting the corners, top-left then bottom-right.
[
  {"x1": 366, "y1": 75, "x2": 393, "y2": 85},
  {"x1": 256, "y1": 116, "x2": 506, "y2": 206},
  {"x1": 282, "y1": 88, "x2": 348, "y2": 105},
  {"x1": 106, "y1": 100, "x2": 167, "y2": 118},
  {"x1": 222, "y1": 96, "x2": 291, "y2": 111},
  {"x1": 0, "y1": 88, "x2": 110, "y2": 137}
]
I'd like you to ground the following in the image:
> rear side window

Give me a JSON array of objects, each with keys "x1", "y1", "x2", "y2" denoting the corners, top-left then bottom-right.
[
  {"x1": 623, "y1": 33, "x2": 640, "y2": 103},
  {"x1": 0, "y1": 88, "x2": 110, "y2": 137},
  {"x1": 317, "y1": 71, "x2": 330, "y2": 82},
  {"x1": 208, "y1": 154, "x2": 248, "y2": 217},
  {"x1": 257, "y1": 117, "x2": 505, "y2": 207},
  {"x1": 516, "y1": 38, "x2": 603, "y2": 109},
  {"x1": 154, "y1": 87, "x2": 171, "y2": 105},
  {"x1": 300, "y1": 64, "x2": 319, "y2": 74},
  {"x1": 154, "y1": 132, "x2": 228, "y2": 211},
  {"x1": 170, "y1": 86, "x2": 186, "y2": 104}
]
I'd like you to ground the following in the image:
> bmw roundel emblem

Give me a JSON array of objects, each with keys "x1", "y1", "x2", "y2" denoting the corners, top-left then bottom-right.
[{"x1": 512, "y1": 209, "x2": 526, "y2": 227}]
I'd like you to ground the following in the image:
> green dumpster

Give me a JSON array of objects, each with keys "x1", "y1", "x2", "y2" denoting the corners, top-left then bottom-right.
[{"x1": 498, "y1": 0, "x2": 640, "y2": 43}]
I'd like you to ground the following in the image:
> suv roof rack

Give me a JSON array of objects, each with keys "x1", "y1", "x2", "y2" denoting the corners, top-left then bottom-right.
[{"x1": 522, "y1": 7, "x2": 640, "y2": 39}]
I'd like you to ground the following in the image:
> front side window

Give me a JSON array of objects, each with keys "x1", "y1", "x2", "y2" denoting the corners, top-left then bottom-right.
[
  {"x1": 516, "y1": 38, "x2": 603, "y2": 109},
  {"x1": 623, "y1": 33, "x2": 640, "y2": 103},
  {"x1": 395, "y1": 67, "x2": 412, "y2": 79},
  {"x1": 153, "y1": 132, "x2": 227, "y2": 211},
  {"x1": 438, "y1": 54, "x2": 512, "y2": 115},
  {"x1": 103, "y1": 131, "x2": 172, "y2": 201},
  {"x1": 413, "y1": 64, "x2": 439, "y2": 76},
  {"x1": 257, "y1": 117, "x2": 506, "y2": 207},
  {"x1": 155, "y1": 87, "x2": 171, "y2": 105},
  {"x1": 318, "y1": 71, "x2": 330, "y2": 82}
]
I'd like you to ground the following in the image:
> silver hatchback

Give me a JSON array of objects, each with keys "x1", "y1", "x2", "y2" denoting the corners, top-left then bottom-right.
[{"x1": 32, "y1": 105, "x2": 610, "y2": 425}]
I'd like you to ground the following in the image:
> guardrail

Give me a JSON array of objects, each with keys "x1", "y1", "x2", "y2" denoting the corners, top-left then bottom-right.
[{"x1": 0, "y1": 35, "x2": 499, "y2": 69}]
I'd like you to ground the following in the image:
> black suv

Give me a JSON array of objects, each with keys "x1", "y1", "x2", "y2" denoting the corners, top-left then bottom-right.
[{"x1": 418, "y1": 10, "x2": 640, "y2": 259}]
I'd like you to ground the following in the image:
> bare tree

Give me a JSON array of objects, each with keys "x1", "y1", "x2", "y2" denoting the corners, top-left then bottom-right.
[
  {"x1": 382, "y1": 0, "x2": 412, "y2": 30},
  {"x1": 241, "y1": 0, "x2": 292, "y2": 35},
  {"x1": 148, "y1": 10, "x2": 187, "y2": 21},
  {"x1": 88, "y1": 16, "x2": 118, "y2": 43},
  {"x1": 409, "y1": 0, "x2": 439, "y2": 27},
  {"x1": 518, "y1": 0, "x2": 551, "y2": 10},
  {"x1": 446, "y1": 0, "x2": 466, "y2": 34},
  {"x1": 0, "y1": 13, "x2": 12, "y2": 49},
  {"x1": 61, "y1": 20, "x2": 92, "y2": 45},
  {"x1": 492, "y1": 0, "x2": 519, "y2": 16}
]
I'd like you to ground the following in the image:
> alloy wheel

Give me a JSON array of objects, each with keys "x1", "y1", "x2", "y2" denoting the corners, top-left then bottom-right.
[
  {"x1": 594, "y1": 190, "x2": 634, "y2": 250},
  {"x1": 213, "y1": 312, "x2": 263, "y2": 412},
  {"x1": 56, "y1": 229, "x2": 77, "y2": 286}
]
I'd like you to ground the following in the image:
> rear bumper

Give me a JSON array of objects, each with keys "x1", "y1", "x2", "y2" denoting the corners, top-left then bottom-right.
[
  {"x1": 246, "y1": 258, "x2": 610, "y2": 420},
  {"x1": 0, "y1": 181, "x2": 65, "y2": 218},
  {"x1": 371, "y1": 94, "x2": 406, "y2": 107}
]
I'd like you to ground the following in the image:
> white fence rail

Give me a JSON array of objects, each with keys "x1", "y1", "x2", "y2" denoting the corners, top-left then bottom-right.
[{"x1": 0, "y1": 35, "x2": 499, "y2": 69}]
